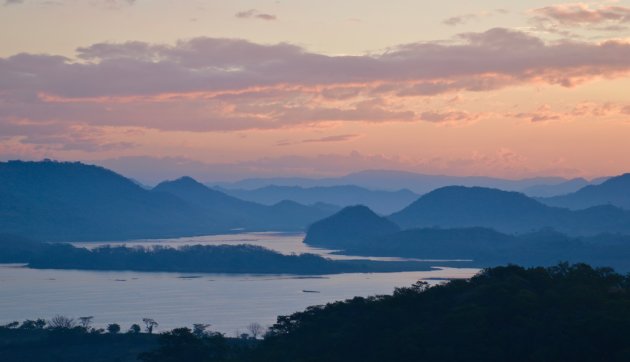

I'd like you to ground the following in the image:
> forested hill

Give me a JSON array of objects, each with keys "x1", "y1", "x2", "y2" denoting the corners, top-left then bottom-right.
[
  {"x1": 542, "y1": 173, "x2": 630, "y2": 210},
  {"x1": 254, "y1": 263, "x2": 630, "y2": 362},
  {"x1": 0, "y1": 161, "x2": 334, "y2": 241},
  {"x1": 389, "y1": 186, "x2": 630, "y2": 235}
]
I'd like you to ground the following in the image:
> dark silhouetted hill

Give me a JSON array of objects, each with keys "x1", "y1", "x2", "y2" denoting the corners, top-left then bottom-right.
[
  {"x1": 389, "y1": 186, "x2": 630, "y2": 235},
  {"x1": 216, "y1": 185, "x2": 419, "y2": 214},
  {"x1": 0, "y1": 161, "x2": 222, "y2": 241},
  {"x1": 542, "y1": 173, "x2": 630, "y2": 210},
  {"x1": 304, "y1": 206, "x2": 400, "y2": 248},
  {"x1": 0, "y1": 161, "x2": 335, "y2": 242},
  {"x1": 153, "y1": 177, "x2": 335, "y2": 231},
  {"x1": 255, "y1": 263, "x2": 630, "y2": 362},
  {"x1": 0, "y1": 234, "x2": 45, "y2": 263}
]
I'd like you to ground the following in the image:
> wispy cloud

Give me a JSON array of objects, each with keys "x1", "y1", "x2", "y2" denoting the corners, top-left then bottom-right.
[
  {"x1": 277, "y1": 134, "x2": 360, "y2": 146},
  {"x1": 532, "y1": 3, "x2": 630, "y2": 27},
  {"x1": 443, "y1": 14, "x2": 478, "y2": 26},
  {"x1": 235, "y1": 9, "x2": 277, "y2": 21}
]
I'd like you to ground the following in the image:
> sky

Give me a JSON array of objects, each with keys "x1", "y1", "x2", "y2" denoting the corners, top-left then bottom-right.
[{"x1": 1, "y1": 0, "x2": 630, "y2": 183}]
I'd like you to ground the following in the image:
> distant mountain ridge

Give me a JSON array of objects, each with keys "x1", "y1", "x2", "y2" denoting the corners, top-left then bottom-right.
[
  {"x1": 155, "y1": 177, "x2": 336, "y2": 231},
  {"x1": 304, "y1": 204, "x2": 630, "y2": 271},
  {"x1": 541, "y1": 173, "x2": 630, "y2": 210},
  {"x1": 216, "y1": 185, "x2": 419, "y2": 214},
  {"x1": 520, "y1": 178, "x2": 590, "y2": 197},
  {"x1": 390, "y1": 186, "x2": 630, "y2": 236},
  {"x1": 211, "y1": 169, "x2": 584, "y2": 195},
  {"x1": 0, "y1": 161, "x2": 335, "y2": 241}
]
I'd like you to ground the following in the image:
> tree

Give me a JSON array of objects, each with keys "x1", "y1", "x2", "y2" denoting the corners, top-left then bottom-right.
[
  {"x1": 138, "y1": 328, "x2": 214, "y2": 362},
  {"x1": 142, "y1": 318, "x2": 159, "y2": 334},
  {"x1": 19, "y1": 319, "x2": 46, "y2": 330},
  {"x1": 247, "y1": 322, "x2": 265, "y2": 339},
  {"x1": 2, "y1": 321, "x2": 19, "y2": 329},
  {"x1": 128, "y1": 324, "x2": 141, "y2": 334},
  {"x1": 193, "y1": 323, "x2": 211, "y2": 338},
  {"x1": 79, "y1": 316, "x2": 94, "y2": 330},
  {"x1": 107, "y1": 323, "x2": 121, "y2": 334},
  {"x1": 49, "y1": 315, "x2": 75, "y2": 329}
]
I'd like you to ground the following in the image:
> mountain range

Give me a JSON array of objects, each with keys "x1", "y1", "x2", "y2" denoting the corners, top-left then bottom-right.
[
  {"x1": 304, "y1": 206, "x2": 630, "y2": 271},
  {"x1": 0, "y1": 161, "x2": 335, "y2": 241},
  {"x1": 390, "y1": 186, "x2": 630, "y2": 235},
  {"x1": 540, "y1": 174, "x2": 630, "y2": 210},
  {"x1": 216, "y1": 185, "x2": 419, "y2": 214},
  {"x1": 211, "y1": 169, "x2": 599, "y2": 196}
]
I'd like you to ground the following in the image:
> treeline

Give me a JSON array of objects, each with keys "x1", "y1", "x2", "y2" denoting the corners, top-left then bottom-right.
[
  {"x1": 0, "y1": 234, "x2": 439, "y2": 274},
  {"x1": 0, "y1": 316, "x2": 252, "y2": 362},
  {"x1": 4, "y1": 263, "x2": 630, "y2": 361}
]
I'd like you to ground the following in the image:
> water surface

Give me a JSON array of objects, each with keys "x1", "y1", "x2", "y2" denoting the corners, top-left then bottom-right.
[{"x1": 2, "y1": 233, "x2": 479, "y2": 334}]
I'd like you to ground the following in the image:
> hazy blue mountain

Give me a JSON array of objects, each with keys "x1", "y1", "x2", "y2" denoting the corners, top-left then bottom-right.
[
  {"x1": 154, "y1": 177, "x2": 336, "y2": 231},
  {"x1": 211, "y1": 169, "x2": 571, "y2": 194},
  {"x1": 0, "y1": 234, "x2": 44, "y2": 263},
  {"x1": 304, "y1": 205, "x2": 401, "y2": 248},
  {"x1": 521, "y1": 178, "x2": 590, "y2": 197},
  {"x1": 304, "y1": 213, "x2": 630, "y2": 271},
  {"x1": 389, "y1": 186, "x2": 630, "y2": 235},
  {"x1": 0, "y1": 161, "x2": 335, "y2": 242},
  {"x1": 541, "y1": 173, "x2": 630, "y2": 210},
  {"x1": 0, "y1": 160, "x2": 222, "y2": 241},
  {"x1": 216, "y1": 185, "x2": 419, "y2": 214}
]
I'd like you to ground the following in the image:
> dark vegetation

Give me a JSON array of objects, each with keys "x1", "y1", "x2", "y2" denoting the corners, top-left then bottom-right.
[
  {"x1": 0, "y1": 235, "x2": 437, "y2": 275},
  {"x1": 0, "y1": 160, "x2": 334, "y2": 241},
  {"x1": 255, "y1": 263, "x2": 630, "y2": 362},
  {"x1": 0, "y1": 317, "x2": 251, "y2": 362},
  {"x1": 4, "y1": 263, "x2": 630, "y2": 361}
]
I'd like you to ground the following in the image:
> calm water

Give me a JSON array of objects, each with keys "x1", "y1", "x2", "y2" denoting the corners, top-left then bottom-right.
[
  {"x1": 71, "y1": 232, "x2": 471, "y2": 262},
  {"x1": 1, "y1": 233, "x2": 479, "y2": 334}
]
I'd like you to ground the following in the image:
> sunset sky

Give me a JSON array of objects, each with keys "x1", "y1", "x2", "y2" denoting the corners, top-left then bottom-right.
[{"x1": 2, "y1": 0, "x2": 630, "y2": 183}]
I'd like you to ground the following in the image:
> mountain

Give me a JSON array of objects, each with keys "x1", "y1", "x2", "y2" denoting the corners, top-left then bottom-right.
[
  {"x1": 153, "y1": 177, "x2": 335, "y2": 231},
  {"x1": 304, "y1": 205, "x2": 400, "y2": 248},
  {"x1": 303, "y1": 210, "x2": 630, "y2": 271},
  {"x1": 0, "y1": 234, "x2": 45, "y2": 263},
  {"x1": 211, "y1": 169, "x2": 571, "y2": 194},
  {"x1": 216, "y1": 185, "x2": 419, "y2": 214},
  {"x1": 389, "y1": 186, "x2": 630, "y2": 236},
  {"x1": 0, "y1": 161, "x2": 335, "y2": 242},
  {"x1": 541, "y1": 173, "x2": 630, "y2": 210},
  {"x1": 521, "y1": 178, "x2": 590, "y2": 197},
  {"x1": 0, "y1": 160, "x2": 222, "y2": 241}
]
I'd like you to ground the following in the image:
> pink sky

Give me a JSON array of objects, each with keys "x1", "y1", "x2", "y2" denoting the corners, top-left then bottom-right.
[{"x1": 1, "y1": 1, "x2": 630, "y2": 182}]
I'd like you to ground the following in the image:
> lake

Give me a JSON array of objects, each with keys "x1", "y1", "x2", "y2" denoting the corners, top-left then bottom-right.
[{"x1": 0, "y1": 233, "x2": 479, "y2": 334}]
